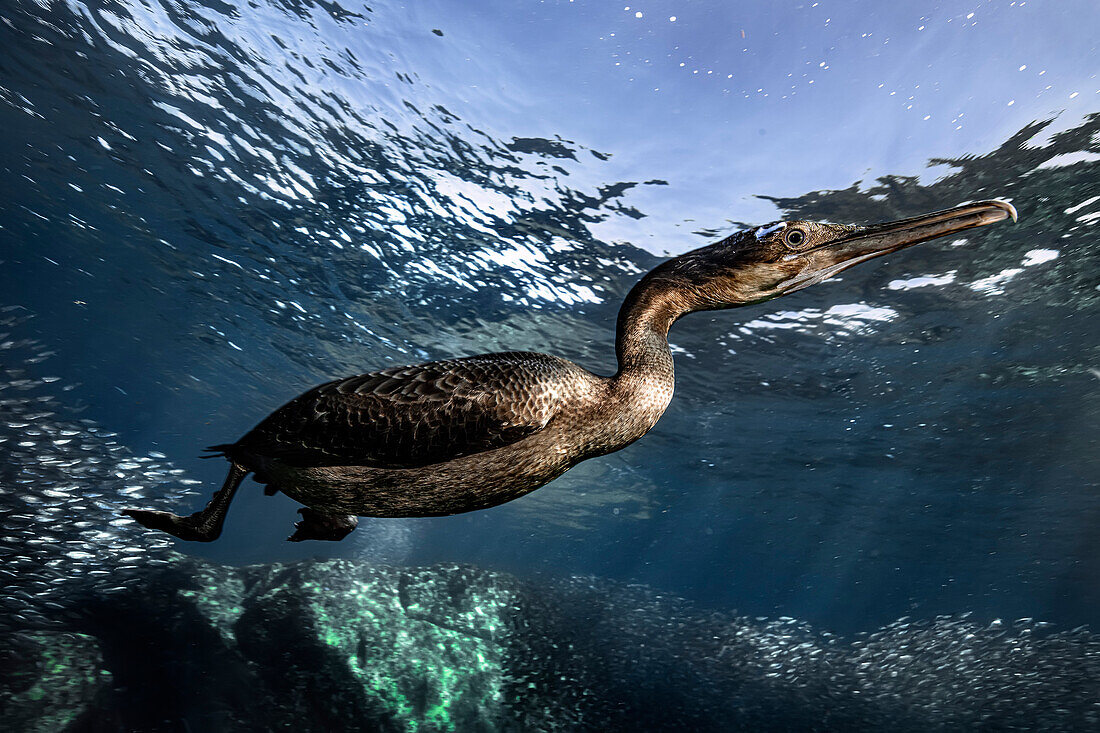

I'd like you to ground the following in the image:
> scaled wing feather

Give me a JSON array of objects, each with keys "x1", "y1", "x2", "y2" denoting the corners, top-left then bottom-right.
[{"x1": 231, "y1": 353, "x2": 562, "y2": 468}]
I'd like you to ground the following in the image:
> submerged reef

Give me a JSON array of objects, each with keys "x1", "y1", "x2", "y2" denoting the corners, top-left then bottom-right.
[
  {"x1": 0, "y1": 632, "x2": 110, "y2": 733},
  {"x1": 1, "y1": 556, "x2": 1098, "y2": 732}
]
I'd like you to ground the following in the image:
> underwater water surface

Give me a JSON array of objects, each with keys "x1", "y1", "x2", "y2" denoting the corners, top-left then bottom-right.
[{"x1": 1, "y1": 0, "x2": 1099, "y2": 729}]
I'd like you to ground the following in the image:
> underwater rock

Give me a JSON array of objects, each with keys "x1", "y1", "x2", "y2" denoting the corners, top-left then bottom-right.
[
  {"x1": 3, "y1": 555, "x2": 1091, "y2": 732},
  {"x1": 66, "y1": 558, "x2": 282, "y2": 732},
  {"x1": 0, "y1": 631, "x2": 111, "y2": 733},
  {"x1": 43, "y1": 558, "x2": 539, "y2": 732},
  {"x1": 233, "y1": 561, "x2": 523, "y2": 732}
]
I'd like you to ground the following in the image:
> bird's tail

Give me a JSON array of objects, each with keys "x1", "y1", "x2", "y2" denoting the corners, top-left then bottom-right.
[{"x1": 200, "y1": 443, "x2": 237, "y2": 459}]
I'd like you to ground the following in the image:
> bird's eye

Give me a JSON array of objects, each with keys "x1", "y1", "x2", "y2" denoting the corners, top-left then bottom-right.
[{"x1": 784, "y1": 229, "x2": 806, "y2": 248}]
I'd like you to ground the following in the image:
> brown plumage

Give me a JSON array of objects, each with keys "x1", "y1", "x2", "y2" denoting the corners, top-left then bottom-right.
[
  {"x1": 222, "y1": 354, "x2": 568, "y2": 469},
  {"x1": 124, "y1": 200, "x2": 1016, "y2": 542}
]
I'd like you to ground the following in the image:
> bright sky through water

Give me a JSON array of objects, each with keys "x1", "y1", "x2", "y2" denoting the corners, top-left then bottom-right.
[{"x1": 409, "y1": 0, "x2": 1098, "y2": 252}]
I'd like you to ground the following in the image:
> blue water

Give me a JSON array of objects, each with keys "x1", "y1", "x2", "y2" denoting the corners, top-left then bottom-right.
[{"x1": 1, "y1": 0, "x2": 1099, "y2": 725}]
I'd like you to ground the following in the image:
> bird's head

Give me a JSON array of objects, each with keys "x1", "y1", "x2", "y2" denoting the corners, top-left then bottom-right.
[{"x1": 641, "y1": 200, "x2": 1017, "y2": 314}]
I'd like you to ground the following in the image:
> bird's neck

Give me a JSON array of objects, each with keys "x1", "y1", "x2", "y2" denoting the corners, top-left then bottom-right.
[
  {"x1": 612, "y1": 271, "x2": 698, "y2": 392},
  {"x1": 588, "y1": 262, "x2": 723, "y2": 453}
]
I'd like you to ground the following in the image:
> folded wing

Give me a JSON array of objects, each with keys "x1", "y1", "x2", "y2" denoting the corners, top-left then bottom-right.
[{"x1": 221, "y1": 352, "x2": 567, "y2": 469}]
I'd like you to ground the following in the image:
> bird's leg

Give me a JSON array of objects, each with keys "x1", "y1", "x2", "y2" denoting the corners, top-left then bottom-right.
[
  {"x1": 123, "y1": 463, "x2": 248, "y2": 542},
  {"x1": 288, "y1": 507, "x2": 359, "y2": 542}
]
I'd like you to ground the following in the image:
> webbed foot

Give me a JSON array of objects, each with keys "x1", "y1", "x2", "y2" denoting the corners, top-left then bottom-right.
[
  {"x1": 122, "y1": 509, "x2": 222, "y2": 542},
  {"x1": 288, "y1": 507, "x2": 358, "y2": 542},
  {"x1": 123, "y1": 462, "x2": 248, "y2": 543}
]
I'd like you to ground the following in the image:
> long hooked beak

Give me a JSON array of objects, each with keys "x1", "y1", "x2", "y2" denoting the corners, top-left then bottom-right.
[{"x1": 783, "y1": 200, "x2": 1017, "y2": 293}]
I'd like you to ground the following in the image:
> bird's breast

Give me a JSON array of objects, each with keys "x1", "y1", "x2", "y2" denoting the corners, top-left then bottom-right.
[{"x1": 568, "y1": 372, "x2": 674, "y2": 458}]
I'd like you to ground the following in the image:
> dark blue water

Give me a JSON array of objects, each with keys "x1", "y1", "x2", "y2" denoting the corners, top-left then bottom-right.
[{"x1": 2, "y1": 0, "x2": 1099, "y2": 728}]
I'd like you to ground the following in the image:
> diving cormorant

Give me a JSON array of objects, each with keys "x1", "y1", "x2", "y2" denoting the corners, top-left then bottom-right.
[{"x1": 124, "y1": 200, "x2": 1016, "y2": 542}]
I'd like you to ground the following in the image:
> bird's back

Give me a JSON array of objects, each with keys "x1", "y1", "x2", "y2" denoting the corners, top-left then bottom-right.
[{"x1": 220, "y1": 351, "x2": 600, "y2": 470}]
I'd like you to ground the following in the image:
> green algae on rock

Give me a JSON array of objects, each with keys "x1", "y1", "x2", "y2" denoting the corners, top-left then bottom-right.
[
  {"x1": 0, "y1": 632, "x2": 111, "y2": 733},
  {"x1": 234, "y1": 561, "x2": 521, "y2": 732}
]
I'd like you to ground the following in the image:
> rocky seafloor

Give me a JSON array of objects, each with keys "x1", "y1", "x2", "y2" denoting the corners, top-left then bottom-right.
[{"x1": 3, "y1": 554, "x2": 1100, "y2": 732}]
